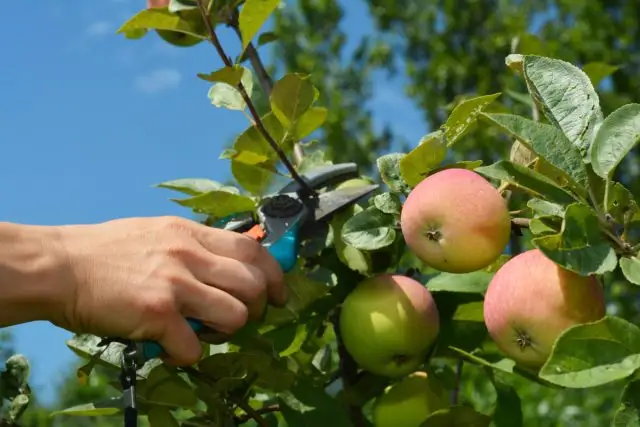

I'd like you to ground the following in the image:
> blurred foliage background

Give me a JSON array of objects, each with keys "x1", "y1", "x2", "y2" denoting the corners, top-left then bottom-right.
[{"x1": 2, "y1": 0, "x2": 640, "y2": 425}]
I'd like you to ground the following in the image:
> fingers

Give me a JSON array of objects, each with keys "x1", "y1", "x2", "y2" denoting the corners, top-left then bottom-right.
[
  {"x1": 189, "y1": 254, "x2": 269, "y2": 321},
  {"x1": 157, "y1": 315, "x2": 203, "y2": 366},
  {"x1": 189, "y1": 223, "x2": 288, "y2": 306},
  {"x1": 177, "y1": 278, "x2": 250, "y2": 336}
]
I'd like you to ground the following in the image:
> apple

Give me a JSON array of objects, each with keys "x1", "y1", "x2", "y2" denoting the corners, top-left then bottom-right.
[
  {"x1": 335, "y1": 177, "x2": 375, "y2": 190},
  {"x1": 339, "y1": 274, "x2": 440, "y2": 378},
  {"x1": 400, "y1": 168, "x2": 511, "y2": 273},
  {"x1": 483, "y1": 248, "x2": 606, "y2": 369},
  {"x1": 372, "y1": 371, "x2": 447, "y2": 427},
  {"x1": 146, "y1": 0, "x2": 203, "y2": 47},
  {"x1": 147, "y1": 0, "x2": 170, "y2": 7}
]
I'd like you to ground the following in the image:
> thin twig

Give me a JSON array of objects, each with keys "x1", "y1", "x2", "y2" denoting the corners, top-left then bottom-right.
[
  {"x1": 511, "y1": 217, "x2": 531, "y2": 229},
  {"x1": 180, "y1": 366, "x2": 269, "y2": 427},
  {"x1": 227, "y1": 8, "x2": 306, "y2": 166},
  {"x1": 450, "y1": 359, "x2": 464, "y2": 405},
  {"x1": 235, "y1": 404, "x2": 280, "y2": 424},
  {"x1": 195, "y1": 0, "x2": 314, "y2": 196}
]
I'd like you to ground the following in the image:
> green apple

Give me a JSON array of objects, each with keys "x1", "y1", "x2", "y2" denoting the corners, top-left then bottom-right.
[
  {"x1": 400, "y1": 168, "x2": 511, "y2": 273},
  {"x1": 335, "y1": 177, "x2": 375, "y2": 190},
  {"x1": 339, "y1": 274, "x2": 440, "y2": 378},
  {"x1": 372, "y1": 371, "x2": 447, "y2": 427},
  {"x1": 155, "y1": 30, "x2": 203, "y2": 47},
  {"x1": 483, "y1": 248, "x2": 606, "y2": 369}
]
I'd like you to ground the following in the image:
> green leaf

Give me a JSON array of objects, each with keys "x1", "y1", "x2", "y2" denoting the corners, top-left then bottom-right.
[
  {"x1": 238, "y1": 0, "x2": 280, "y2": 51},
  {"x1": 376, "y1": 153, "x2": 410, "y2": 194},
  {"x1": 258, "y1": 31, "x2": 279, "y2": 46},
  {"x1": 146, "y1": 365, "x2": 199, "y2": 409},
  {"x1": 278, "y1": 378, "x2": 352, "y2": 427},
  {"x1": 147, "y1": 406, "x2": 179, "y2": 427},
  {"x1": 620, "y1": 257, "x2": 640, "y2": 286},
  {"x1": 198, "y1": 349, "x2": 295, "y2": 393},
  {"x1": 270, "y1": 73, "x2": 316, "y2": 129},
  {"x1": 612, "y1": 375, "x2": 640, "y2": 426},
  {"x1": 582, "y1": 62, "x2": 619, "y2": 87},
  {"x1": 539, "y1": 316, "x2": 640, "y2": 388},
  {"x1": 429, "y1": 160, "x2": 484, "y2": 175},
  {"x1": 197, "y1": 65, "x2": 245, "y2": 85},
  {"x1": 481, "y1": 113, "x2": 589, "y2": 192},
  {"x1": 331, "y1": 205, "x2": 372, "y2": 274},
  {"x1": 488, "y1": 371, "x2": 523, "y2": 427},
  {"x1": 156, "y1": 178, "x2": 238, "y2": 196},
  {"x1": 532, "y1": 203, "x2": 618, "y2": 275},
  {"x1": 220, "y1": 148, "x2": 272, "y2": 166},
  {"x1": 421, "y1": 405, "x2": 491, "y2": 426},
  {"x1": 516, "y1": 54, "x2": 603, "y2": 153},
  {"x1": 475, "y1": 160, "x2": 576, "y2": 204},
  {"x1": 172, "y1": 190, "x2": 256, "y2": 218},
  {"x1": 399, "y1": 130, "x2": 448, "y2": 187},
  {"x1": 590, "y1": 103, "x2": 640, "y2": 179},
  {"x1": 427, "y1": 271, "x2": 494, "y2": 294},
  {"x1": 608, "y1": 182, "x2": 640, "y2": 225},
  {"x1": 527, "y1": 198, "x2": 565, "y2": 218},
  {"x1": 372, "y1": 192, "x2": 402, "y2": 215},
  {"x1": 263, "y1": 262, "x2": 331, "y2": 327},
  {"x1": 529, "y1": 216, "x2": 560, "y2": 236},
  {"x1": 297, "y1": 150, "x2": 333, "y2": 174},
  {"x1": 230, "y1": 112, "x2": 285, "y2": 195},
  {"x1": 49, "y1": 398, "x2": 123, "y2": 417},
  {"x1": 442, "y1": 93, "x2": 501, "y2": 146},
  {"x1": 117, "y1": 8, "x2": 206, "y2": 39},
  {"x1": 293, "y1": 107, "x2": 328, "y2": 140},
  {"x1": 207, "y1": 66, "x2": 254, "y2": 111},
  {"x1": 341, "y1": 206, "x2": 397, "y2": 251}
]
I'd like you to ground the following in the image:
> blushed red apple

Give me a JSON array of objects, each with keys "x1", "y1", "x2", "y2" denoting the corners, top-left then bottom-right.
[
  {"x1": 339, "y1": 274, "x2": 440, "y2": 378},
  {"x1": 400, "y1": 168, "x2": 511, "y2": 273},
  {"x1": 483, "y1": 249, "x2": 606, "y2": 369}
]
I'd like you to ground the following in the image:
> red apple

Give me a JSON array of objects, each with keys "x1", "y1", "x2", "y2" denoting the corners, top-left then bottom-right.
[
  {"x1": 400, "y1": 168, "x2": 511, "y2": 274},
  {"x1": 483, "y1": 249, "x2": 606, "y2": 369}
]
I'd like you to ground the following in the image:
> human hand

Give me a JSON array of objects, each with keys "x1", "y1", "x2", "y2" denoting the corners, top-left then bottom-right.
[{"x1": 50, "y1": 216, "x2": 288, "y2": 365}]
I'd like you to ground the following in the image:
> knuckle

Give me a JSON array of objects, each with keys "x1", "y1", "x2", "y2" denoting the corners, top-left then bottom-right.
[
  {"x1": 234, "y1": 236, "x2": 265, "y2": 262},
  {"x1": 165, "y1": 242, "x2": 196, "y2": 259},
  {"x1": 139, "y1": 293, "x2": 175, "y2": 319},
  {"x1": 159, "y1": 216, "x2": 194, "y2": 235}
]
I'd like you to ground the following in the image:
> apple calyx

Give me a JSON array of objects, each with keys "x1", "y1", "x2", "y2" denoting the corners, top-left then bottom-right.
[
  {"x1": 424, "y1": 229, "x2": 442, "y2": 242},
  {"x1": 514, "y1": 329, "x2": 533, "y2": 350}
]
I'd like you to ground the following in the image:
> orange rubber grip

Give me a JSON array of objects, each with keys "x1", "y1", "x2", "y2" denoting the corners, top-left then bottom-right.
[{"x1": 243, "y1": 224, "x2": 266, "y2": 241}]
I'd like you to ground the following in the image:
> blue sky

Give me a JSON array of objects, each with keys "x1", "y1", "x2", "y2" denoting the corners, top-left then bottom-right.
[{"x1": 0, "y1": 1, "x2": 425, "y2": 404}]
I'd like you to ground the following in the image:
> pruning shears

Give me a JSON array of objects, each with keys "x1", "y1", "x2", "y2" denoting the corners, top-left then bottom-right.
[
  {"x1": 105, "y1": 162, "x2": 378, "y2": 427},
  {"x1": 137, "y1": 162, "x2": 379, "y2": 362}
]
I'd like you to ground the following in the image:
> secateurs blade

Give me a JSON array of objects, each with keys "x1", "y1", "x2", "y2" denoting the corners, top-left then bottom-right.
[{"x1": 137, "y1": 162, "x2": 379, "y2": 362}]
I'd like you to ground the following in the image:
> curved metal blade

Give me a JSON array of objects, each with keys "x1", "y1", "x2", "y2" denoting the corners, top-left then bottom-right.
[{"x1": 313, "y1": 184, "x2": 379, "y2": 221}]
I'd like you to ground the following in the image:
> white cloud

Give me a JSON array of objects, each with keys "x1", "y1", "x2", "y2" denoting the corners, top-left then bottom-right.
[
  {"x1": 86, "y1": 21, "x2": 111, "y2": 37},
  {"x1": 134, "y1": 68, "x2": 182, "y2": 94}
]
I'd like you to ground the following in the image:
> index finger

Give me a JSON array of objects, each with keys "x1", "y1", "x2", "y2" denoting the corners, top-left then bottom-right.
[{"x1": 189, "y1": 223, "x2": 288, "y2": 306}]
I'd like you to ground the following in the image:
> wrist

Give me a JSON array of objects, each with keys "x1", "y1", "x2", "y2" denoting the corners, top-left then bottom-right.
[{"x1": 0, "y1": 222, "x2": 73, "y2": 326}]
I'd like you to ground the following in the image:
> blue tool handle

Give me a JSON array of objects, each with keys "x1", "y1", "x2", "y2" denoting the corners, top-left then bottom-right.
[{"x1": 139, "y1": 224, "x2": 299, "y2": 362}]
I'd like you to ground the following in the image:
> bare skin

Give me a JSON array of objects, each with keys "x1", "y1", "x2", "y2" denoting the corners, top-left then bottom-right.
[{"x1": 0, "y1": 216, "x2": 288, "y2": 366}]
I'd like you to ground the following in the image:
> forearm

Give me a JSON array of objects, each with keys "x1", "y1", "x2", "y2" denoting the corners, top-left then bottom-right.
[{"x1": 0, "y1": 222, "x2": 68, "y2": 326}]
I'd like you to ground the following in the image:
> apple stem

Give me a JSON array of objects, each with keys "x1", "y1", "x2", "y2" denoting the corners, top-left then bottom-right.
[{"x1": 450, "y1": 359, "x2": 464, "y2": 405}]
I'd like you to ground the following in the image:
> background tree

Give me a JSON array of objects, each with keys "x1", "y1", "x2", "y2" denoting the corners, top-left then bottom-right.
[{"x1": 2, "y1": 1, "x2": 639, "y2": 426}]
